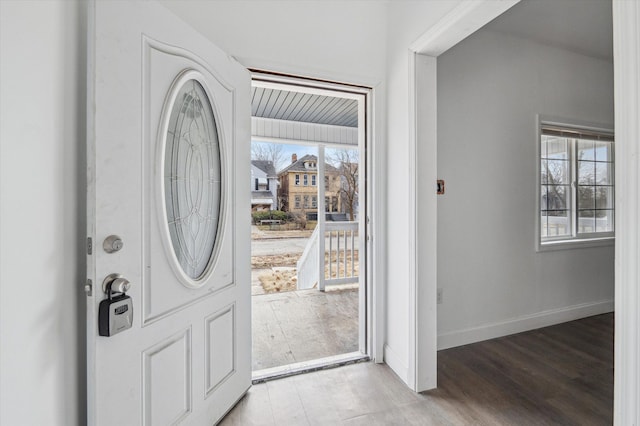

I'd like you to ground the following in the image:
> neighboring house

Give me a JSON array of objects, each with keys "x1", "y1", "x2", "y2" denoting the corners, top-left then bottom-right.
[
  {"x1": 250, "y1": 160, "x2": 278, "y2": 211},
  {"x1": 277, "y1": 154, "x2": 341, "y2": 219}
]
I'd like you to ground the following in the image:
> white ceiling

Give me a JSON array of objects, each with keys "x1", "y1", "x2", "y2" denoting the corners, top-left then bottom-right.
[{"x1": 484, "y1": 0, "x2": 613, "y2": 61}]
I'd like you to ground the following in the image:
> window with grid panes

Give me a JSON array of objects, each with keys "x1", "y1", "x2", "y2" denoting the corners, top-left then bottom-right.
[{"x1": 540, "y1": 123, "x2": 614, "y2": 245}]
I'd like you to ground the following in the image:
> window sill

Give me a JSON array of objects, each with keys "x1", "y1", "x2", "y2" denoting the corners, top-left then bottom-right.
[{"x1": 537, "y1": 237, "x2": 614, "y2": 252}]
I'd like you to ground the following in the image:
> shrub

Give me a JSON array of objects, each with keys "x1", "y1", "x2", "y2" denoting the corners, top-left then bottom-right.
[{"x1": 251, "y1": 210, "x2": 291, "y2": 224}]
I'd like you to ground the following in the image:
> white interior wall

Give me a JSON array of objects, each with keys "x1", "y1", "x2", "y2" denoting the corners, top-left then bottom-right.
[
  {"x1": 159, "y1": 0, "x2": 388, "y2": 86},
  {"x1": 435, "y1": 28, "x2": 615, "y2": 348},
  {"x1": 0, "y1": 1, "x2": 86, "y2": 425}
]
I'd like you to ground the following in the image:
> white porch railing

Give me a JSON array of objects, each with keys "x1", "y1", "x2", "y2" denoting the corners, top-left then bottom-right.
[
  {"x1": 296, "y1": 221, "x2": 359, "y2": 291},
  {"x1": 321, "y1": 221, "x2": 359, "y2": 291},
  {"x1": 296, "y1": 226, "x2": 319, "y2": 290}
]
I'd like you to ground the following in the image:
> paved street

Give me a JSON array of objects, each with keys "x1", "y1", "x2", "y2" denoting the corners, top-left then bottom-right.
[
  {"x1": 251, "y1": 236, "x2": 360, "y2": 257},
  {"x1": 251, "y1": 237, "x2": 309, "y2": 256}
]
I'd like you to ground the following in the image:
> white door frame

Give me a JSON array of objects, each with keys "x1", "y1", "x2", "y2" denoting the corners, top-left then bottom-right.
[
  {"x1": 249, "y1": 71, "x2": 384, "y2": 362},
  {"x1": 408, "y1": 2, "x2": 640, "y2": 424},
  {"x1": 406, "y1": 0, "x2": 520, "y2": 392},
  {"x1": 612, "y1": 1, "x2": 640, "y2": 424}
]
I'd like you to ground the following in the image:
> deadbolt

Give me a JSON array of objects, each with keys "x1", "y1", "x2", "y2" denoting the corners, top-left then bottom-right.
[
  {"x1": 103, "y1": 235, "x2": 124, "y2": 253},
  {"x1": 102, "y1": 273, "x2": 131, "y2": 294}
]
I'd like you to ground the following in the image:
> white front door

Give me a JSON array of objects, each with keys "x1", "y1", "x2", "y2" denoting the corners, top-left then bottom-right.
[{"x1": 86, "y1": 1, "x2": 250, "y2": 425}]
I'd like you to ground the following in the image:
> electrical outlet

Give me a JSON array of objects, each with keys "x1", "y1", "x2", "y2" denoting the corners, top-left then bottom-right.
[{"x1": 437, "y1": 288, "x2": 443, "y2": 304}]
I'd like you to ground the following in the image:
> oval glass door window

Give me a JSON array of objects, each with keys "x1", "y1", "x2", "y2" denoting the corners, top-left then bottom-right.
[{"x1": 164, "y1": 78, "x2": 221, "y2": 281}]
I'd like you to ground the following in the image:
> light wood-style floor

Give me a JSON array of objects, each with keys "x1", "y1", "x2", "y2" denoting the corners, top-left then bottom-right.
[{"x1": 221, "y1": 313, "x2": 613, "y2": 425}]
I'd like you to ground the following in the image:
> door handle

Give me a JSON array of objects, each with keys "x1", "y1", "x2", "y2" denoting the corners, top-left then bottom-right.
[{"x1": 102, "y1": 273, "x2": 131, "y2": 295}]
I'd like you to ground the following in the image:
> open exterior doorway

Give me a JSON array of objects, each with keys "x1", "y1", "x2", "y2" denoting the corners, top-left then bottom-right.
[{"x1": 249, "y1": 72, "x2": 371, "y2": 381}]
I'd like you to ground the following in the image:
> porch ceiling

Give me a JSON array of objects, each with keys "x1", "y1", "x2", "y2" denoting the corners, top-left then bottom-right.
[{"x1": 251, "y1": 86, "x2": 358, "y2": 128}]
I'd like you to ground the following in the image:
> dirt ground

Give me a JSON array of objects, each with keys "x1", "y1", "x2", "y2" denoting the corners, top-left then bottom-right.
[
  {"x1": 253, "y1": 251, "x2": 359, "y2": 294},
  {"x1": 251, "y1": 253, "x2": 299, "y2": 269},
  {"x1": 257, "y1": 269, "x2": 299, "y2": 293},
  {"x1": 252, "y1": 253, "x2": 300, "y2": 293}
]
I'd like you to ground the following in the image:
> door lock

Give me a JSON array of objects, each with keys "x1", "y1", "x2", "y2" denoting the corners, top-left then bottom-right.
[
  {"x1": 103, "y1": 235, "x2": 124, "y2": 253},
  {"x1": 99, "y1": 273, "x2": 133, "y2": 336}
]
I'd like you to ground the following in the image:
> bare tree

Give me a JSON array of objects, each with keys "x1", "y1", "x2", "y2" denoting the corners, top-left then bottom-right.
[
  {"x1": 328, "y1": 149, "x2": 359, "y2": 221},
  {"x1": 251, "y1": 142, "x2": 285, "y2": 171},
  {"x1": 542, "y1": 160, "x2": 568, "y2": 211}
]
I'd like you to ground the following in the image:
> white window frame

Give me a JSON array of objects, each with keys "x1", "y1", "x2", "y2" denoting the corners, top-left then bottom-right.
[
  {"x1": 295, "y1": 174, "x2": 300, "y2": 186},
  {"x1": 536, "y1": 116, "x2": 615, "y2": 251},
  {"x1": 303, "y1": 174, "x2": 308, "y2": 186}
]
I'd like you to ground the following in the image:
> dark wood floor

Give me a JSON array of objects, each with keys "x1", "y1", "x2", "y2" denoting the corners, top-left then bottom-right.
[
  {"x1": 434, "y1": 313, "x2": 613, "y2": 425},
  {"x1": 221, "y1": 313, "x2": 614, "y2": 425}
]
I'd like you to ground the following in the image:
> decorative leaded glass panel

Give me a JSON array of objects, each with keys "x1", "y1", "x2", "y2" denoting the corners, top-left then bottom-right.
[{"x1": 164, "y1": 79, "x2": 221, "y2": 280}]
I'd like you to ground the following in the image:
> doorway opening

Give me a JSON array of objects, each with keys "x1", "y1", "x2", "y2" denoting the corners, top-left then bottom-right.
[{"x1": 249, "y1": 72, "x2": 370, "y2": 381}]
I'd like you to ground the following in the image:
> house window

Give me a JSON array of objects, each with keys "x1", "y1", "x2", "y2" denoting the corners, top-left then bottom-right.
[
  {"x1": 311, "y1": 175, "x2": 316, "y2": 186},
  {"x1": 303, "y1": 174, "x2": 308, "y2": 186},
  {"x1": 312, "y1": 196, "x2": 317, "y2": 208},
  {"x1": 324, "y1": 176, "x2": 329, "y2": 190},
  {"x1": 303, "y1": 195, "x2": 309, "y2": 208},
  {"x1": 295, "y1": 174, "x2": 300, "y2": 185},
  {"x1": 295, "y1": 195, "x2": 301, "y2": 209},
  {"x1": 539, "y1": 121, "x2": 614, "y2": 247}
]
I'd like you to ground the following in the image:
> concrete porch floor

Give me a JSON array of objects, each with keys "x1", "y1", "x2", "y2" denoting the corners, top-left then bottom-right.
[{"x1": 252, "y1": 285, "x2": 359, "y2": 371}]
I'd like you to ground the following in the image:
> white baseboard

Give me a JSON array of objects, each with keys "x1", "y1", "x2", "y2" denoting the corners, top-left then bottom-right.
[
  {"x1": 437, "y1": 299, "x2": 614, "y2": 350},
  {"x1": 383, "y1": 343, "x2": 408, "y2": 384}
]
